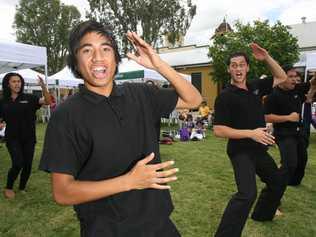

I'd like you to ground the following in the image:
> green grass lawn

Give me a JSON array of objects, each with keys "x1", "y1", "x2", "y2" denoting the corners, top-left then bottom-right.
[{"x1": 0, "y1": 123, "x2": 315, "y2": 237}]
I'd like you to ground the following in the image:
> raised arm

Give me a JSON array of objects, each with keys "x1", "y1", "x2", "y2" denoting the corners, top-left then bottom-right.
[
  {"x1": 250, "y1": 43, "x2": 287, "y2": 87},
  {"x1": 126, "y1": 32, "x2": 202, "y2": 109},
  {"x1": 37, "y1": 76, "x2": 52, "y2": 105},
  {"x1": 306, "y1": 74, "x2": 316, "y2": 103}
]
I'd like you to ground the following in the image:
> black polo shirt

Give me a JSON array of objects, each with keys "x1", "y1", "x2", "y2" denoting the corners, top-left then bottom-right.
[
  {"x1": 264, "y1": 82, "x2": 310, "y2": 136},
  {"x1": 0, "y1": 93, "x2": 41, "y2": 142},
  {"x1": 213, "y1": 78, "x2": 273, "y2": 156},
  {"x1": 39, "y1": 83, "x2": 178, "y2": 225}
]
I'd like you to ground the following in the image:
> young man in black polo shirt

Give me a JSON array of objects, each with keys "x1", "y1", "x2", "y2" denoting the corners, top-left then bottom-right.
[
  {"x1": 39, "y1": 20, "x2": 202, "y2": 237},
  {"x1": 264, "y1": 68, "x2": 316, "y2": 186},
  {"x1": 213, "y1": 44, "x2": 288, "y2": 237}
]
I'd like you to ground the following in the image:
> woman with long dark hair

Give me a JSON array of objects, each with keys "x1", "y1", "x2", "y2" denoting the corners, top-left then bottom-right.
[{"x1": 0, "y1": 72, "x2": 51, "y2": 199}]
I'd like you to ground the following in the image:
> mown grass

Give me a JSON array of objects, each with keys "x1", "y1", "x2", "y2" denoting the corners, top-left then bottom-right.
[{"x1": 0, "y1": 123, "x2": 315, "y2": 236}]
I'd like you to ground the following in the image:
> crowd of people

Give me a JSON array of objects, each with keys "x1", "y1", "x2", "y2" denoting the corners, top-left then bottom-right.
[{"x1": 0, "y1": 20, "x2": 316, "y2": 237}]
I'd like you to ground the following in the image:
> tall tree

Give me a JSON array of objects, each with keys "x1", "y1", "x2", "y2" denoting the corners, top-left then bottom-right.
[
  {"x1": 209, "y1": 20, "x2": 300, "y2": 85},
  {"x1": 14, "y1": 0, "x2": 81, "y2": 74},
  {"x1": 86, "y1": 0, "x2": 196, "y2": 53}
]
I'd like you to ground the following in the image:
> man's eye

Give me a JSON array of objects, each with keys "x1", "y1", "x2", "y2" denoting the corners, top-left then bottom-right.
[
  {"x1": 103, "y1": 47, "x2": 112, "y2": 52},
  {"x1": 82, "y1": 48, "x2": 91, "y2": 54}
]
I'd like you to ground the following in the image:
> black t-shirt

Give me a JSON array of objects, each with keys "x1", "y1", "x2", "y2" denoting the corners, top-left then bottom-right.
[
  {"x1": 264, "y1": 82, "x2": 310, "y2": 136},
  {"x1": 0, "y1": 93, "x2": 41, "y2": 142},
  {"x1": 39, "y1": 83, "x2": 178, "y2": 225},
  {"x1": 213, "y1": 78, "x2": 273, "y2": 155}
]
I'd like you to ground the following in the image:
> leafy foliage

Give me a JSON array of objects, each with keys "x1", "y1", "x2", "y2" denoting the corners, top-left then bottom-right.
[
  {"x1": 14, "y1": 0, "x2": 81, "y2": 74},
  {"x1": 86, "y1": 0, "x2": 196, "y2": 53},
  {"x1": 209, "y1": 20, "x2": 300, "y2": 84}
]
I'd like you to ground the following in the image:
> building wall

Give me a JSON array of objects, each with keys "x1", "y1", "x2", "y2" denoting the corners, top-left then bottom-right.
[{"x1": 176, "y1": 65, "x2": 218, "y2": 110}]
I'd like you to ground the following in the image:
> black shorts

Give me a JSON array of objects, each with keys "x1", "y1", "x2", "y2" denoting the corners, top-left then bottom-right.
[{"x1": 79, "y1": 214, "x2": 181, "y2": 237}]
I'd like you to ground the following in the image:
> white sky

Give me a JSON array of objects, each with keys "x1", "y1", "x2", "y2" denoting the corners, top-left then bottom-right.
[{"x1": 1, "y1": 0, "x2": 316, "y2": 45}]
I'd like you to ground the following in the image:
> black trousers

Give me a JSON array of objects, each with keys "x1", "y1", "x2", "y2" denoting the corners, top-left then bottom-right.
[
  {"x1": 79, "y1": 214, "x2": 181, "y2": 237},
  {"x1": 215, "y1": 151, "x2": 286, "y2": 237},
  {"x1": 5, "y1": 139, "x2": 35, "y2": 190},
  {"x1": 276, "y1": 133, "x2": 309, "y2": 186}
]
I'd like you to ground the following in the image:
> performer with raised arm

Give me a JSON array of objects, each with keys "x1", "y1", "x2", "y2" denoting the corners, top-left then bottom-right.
[
  {"x1": 39, "y1": 20, "x2": 202, "y2": 237},
  {"x1": 213, "y1": 44, "x2": 287, "y2": 237},
  {"x1": 0, "y1": 73, "x2": 51, "y2": 199}
]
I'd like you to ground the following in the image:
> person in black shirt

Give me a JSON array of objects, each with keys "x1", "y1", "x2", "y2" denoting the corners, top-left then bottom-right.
[
  {"x1": 264, "y1": 68, "x2": 316, "y2": 186},
  {"x1": 0, "y1": 73, "x2": 51, "y2": 199},
  {"x1": 213, "y1": 44, "x2": 287, "y2": 237},
  {"x1": 39, "y1": 20, "x2": 202, "y2": 237}
]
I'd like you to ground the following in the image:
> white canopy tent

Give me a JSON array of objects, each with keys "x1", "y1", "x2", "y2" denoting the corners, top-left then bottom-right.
[
  {"x1": 0, "y1": 40, "x2": 49, "y2": 90},
  {"x1": 0, "y1": 68, "x2": 45, "y2": 85},
  {"x1": 49, "y1": 66, "x2": 83, "y2": 88},
  {"x1": 49, "y1": 66, "x2": 83, "y2": 103},
  {"x1": 0, "y1": 40, "x2": 47, "y2": 75},
  {"x1": 304, "y1": 53, "x2": 316, "y2": 82}
]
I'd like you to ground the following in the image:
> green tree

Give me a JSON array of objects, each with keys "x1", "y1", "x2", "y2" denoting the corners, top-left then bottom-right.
[
  {"x1": 209, "y1": 20, "x2": 300, "y2": 84},
  {"x1": 86, "y1": 0, "x2": 196, "y2": 53},
  {"x1": 14, "y1": 0, "x2": 81, "y2": 74}
]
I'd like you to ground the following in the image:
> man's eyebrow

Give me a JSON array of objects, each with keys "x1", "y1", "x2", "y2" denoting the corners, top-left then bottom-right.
[
  {"x1": 78, "y1": 43, "x2": 92, "y2": 50},
  {"x1": 78, "y1": 42, "x2": 113, "y2": 50}
]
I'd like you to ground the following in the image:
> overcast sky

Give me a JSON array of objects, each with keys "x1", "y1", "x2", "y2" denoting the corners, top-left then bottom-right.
[{"x1": 1, "y1": 0, "x2": 316, "y2": 45}]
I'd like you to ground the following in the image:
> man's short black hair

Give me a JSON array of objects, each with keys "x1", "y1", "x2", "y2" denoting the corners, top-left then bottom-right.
[
  {"x1": 67, "y1": 20, "x2": 121, "y2": 78},
  {"x1": 283, "y1": 65, "x2": 297, "y2": 74},
  {"x1": 227, "y1": 52, "x2": 249, "y2": 66}
]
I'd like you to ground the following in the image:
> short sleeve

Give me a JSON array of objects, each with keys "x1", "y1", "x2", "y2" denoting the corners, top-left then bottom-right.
[
  {"x1": 263, "y1": 94, "x2": 277, "y2": 115},
  {"x1": 251, "y1": 78, "x2": 273, "y2": 97},
  {"x1": 0, "y1": 100, "x2": 3, "y2": 119},
  {"x1": 39, "y1": 109, "x2": 82, "y2": 177},
  {"x1": 29, "y1": 94, "x2": 41, "y2": 110},
  {"x1": 213, "y1": 93, "x2": 232, "y2": 126},
  {"x1": 145, "y1": 85, "x2": 179, "y2": 119},
  {"x1": 296, "y1": 82, "x2": 311, "y2": 98}
]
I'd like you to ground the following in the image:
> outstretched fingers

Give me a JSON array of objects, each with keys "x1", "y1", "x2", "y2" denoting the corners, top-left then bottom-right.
[
  {"x1": 156, "y1": 168, "x2": 179, "y2": 178},
  {"x1": 127, "y1": 31, "x2": 151, "y2": 52},
  {"x1": 150, "y1": 160, "x2": 175, "y2": 171}
]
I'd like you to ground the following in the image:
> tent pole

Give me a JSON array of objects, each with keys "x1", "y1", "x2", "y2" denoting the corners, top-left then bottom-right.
[
  {"x1": 45, "y1": 63, "x2": 51, "y2": 120},
  {"x1": 304, "y1": 67, "x2": 308, "y2": 82}
]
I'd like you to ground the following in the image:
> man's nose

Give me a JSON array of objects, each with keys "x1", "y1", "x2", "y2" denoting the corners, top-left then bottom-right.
[{"x1": 92, "y1": 49, "x2": 104, "y2": 62}]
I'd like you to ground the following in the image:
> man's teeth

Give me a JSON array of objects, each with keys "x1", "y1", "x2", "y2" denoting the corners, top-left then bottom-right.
[{"x1": 93, "y1": 67, "x2": 106, "y2": 73}]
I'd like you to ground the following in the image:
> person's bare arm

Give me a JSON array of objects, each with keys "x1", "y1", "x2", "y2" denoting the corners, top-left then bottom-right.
[
  {"x1": 126, "y1": 32, "x2": 202, "y2": 109},
  {"x1": 306, "y1": 75, "x2": 316, "y2": 103},
  {"x1": 52, "y1": 153, "x2": 178, "y2": 205},
  {"x1": 250, "y1": 43, "x2": 287, "y2": 87},
  {"x1": 265, "y1": 112, "x2": 300, "y2": 123},
  {"x1": 213, "y1": 125, "x2": 275, "y2": 146},
  {"x1": 0, "y1": 121, "x2": 5, "y2": 130},
  {"x1": 38, "y1": 76, "x2": 52, "y2": 105}
]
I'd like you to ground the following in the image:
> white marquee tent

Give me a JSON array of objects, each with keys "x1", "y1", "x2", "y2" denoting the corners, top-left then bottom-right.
[
  {"x1": 0, "y1": 68, "x2": 46, "y2": 85},
  {"x1": 49, "y1": 66, "x2": 83, "y2": 88},
  {"x1": 0, "y1": 40, "x2": 50, "y2": 92},
  {"x1": 304, "y1": 53, "x2": 316, "y2": 78},
  {"x1": 0, "y1": 40, "x2": 47, "y2": 77}
]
